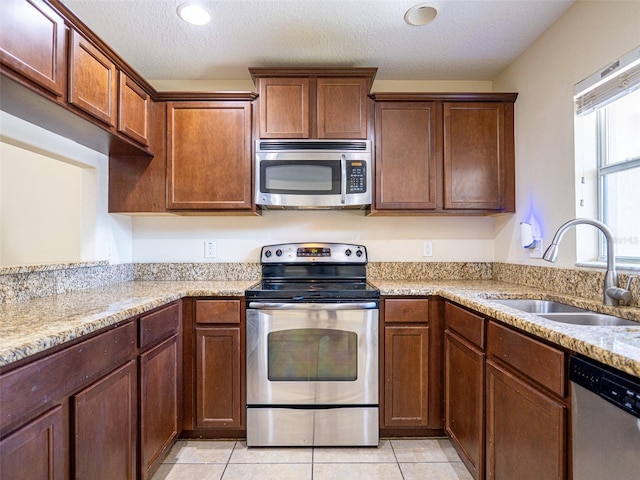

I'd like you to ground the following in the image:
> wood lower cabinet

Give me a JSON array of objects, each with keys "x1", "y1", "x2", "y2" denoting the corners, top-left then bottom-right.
[
  {"x1": 384, "y1": 324, "x2": 430, "y2": 426},
  {"x1": 138, "y1": 301, "x2": 182, "y2": 479},
  {"x1": 369, "y1": 93, "x2": 517, "y2": 215},
  {"x1": 0, "y1": 301, "x2": 184, "y2": 479},
  {"x1": 0, "y1": 406, "x2": 66, "y2": 480},
  {"x1": 166, "y1": 101, "x2": 253, "y2": 211},
  {"x1": 250, "y1": 68, "x2": 376, "y2": 139},
  {"x1": 381, "y1": 298, "x2": 443, "y2": 434},
  {"x1": 195, "y1": 327, "x2": 242, "y2": 429},
  {"x1": 187, "y1": 299, "x2": 245, "y2": 435},
  {"x1": 486, "y1": 360, "x2": 566, "y2": 480},
  {"x1": 486, "y1": 320, "x2": 568, "y2": 480},
  {"x1": 73, "y1": 359, "x2": 137, "y2": 480},
  {"x1": 444, "y1": 302, "x2": 486, "y2": 480},
  {"x1": 0, "y1": 0, "x2": 67, "y2": 97},
  {"x1": 68, "y1": 29, "x2": 117, "y2": 126}
]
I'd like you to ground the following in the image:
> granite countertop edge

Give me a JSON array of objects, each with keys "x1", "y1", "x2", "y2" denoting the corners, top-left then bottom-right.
[{"x1": 2, "y1": 279, "x2": 640, "y2": 378}]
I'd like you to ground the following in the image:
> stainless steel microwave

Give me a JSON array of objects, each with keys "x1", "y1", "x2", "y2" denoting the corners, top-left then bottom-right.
[{"x1": 255, "y1": 140, "x2": 372, "y2": 209}]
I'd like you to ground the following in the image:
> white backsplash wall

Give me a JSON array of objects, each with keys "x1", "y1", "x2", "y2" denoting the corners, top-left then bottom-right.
[{"x1": 132, "y1": 212, "x2": 496, "y2": 263}]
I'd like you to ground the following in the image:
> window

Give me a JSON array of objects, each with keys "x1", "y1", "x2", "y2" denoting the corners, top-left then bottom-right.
[{"x1": 575, "y1": 47, "x2": 640, "y2": 263}]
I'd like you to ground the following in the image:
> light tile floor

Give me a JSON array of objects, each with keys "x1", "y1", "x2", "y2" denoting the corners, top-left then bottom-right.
[{"x1": 150, "y1": 438, "x2": 474, "y2": 480}]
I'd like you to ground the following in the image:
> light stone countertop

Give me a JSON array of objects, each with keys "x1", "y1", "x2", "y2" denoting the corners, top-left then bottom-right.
[
  {"x1": 0, "y1": 280, "x2": 255, "y2": 368},
  {"x1": 1, "y1": 279, "x2": 640, "y2": 379}
]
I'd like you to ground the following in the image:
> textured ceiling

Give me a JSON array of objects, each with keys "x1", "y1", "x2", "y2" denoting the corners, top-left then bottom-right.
[{"x1": 63, "y1": 0, "x2": 575, "y2": 82}]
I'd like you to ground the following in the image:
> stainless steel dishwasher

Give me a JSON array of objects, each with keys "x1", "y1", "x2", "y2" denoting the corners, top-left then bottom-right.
[{"x1": 570, "y1": 355, "x2": 640, "y2": 479}]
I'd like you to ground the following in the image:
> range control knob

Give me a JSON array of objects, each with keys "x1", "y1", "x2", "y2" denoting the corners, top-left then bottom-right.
[
  {"x1": 356, "y1": 249, "x2": 363, "y2": 257},
  {"x1": 345, "y1": 249, "x2": 352, "y2": 256},
  {"x1": 264, "y1": 250, "x2": 272, "y2": 258},
  {"x1": 276, "y1": 249, "x2": 283, "y2": 257}
]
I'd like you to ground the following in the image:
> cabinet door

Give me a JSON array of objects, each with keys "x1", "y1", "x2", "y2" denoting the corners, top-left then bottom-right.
[
  {"x1": 73, "y1": 360, "x2": 137, "y2": 480},
  {"x1": 383, "y1": 325, "x2": 430, "y2": 427},
  {"x1": 0, "y1": 0, "x2": 67, "y2": 97},
  {"x1": 139, "y1": 335, "x2": 179, "y2": 479},
  {"x1": 317, "y1": 77, "x2": 368, "y2": 139},
  {"x1": 68, "y1": 30, "x2": 117, "y2": 126},
  {"x1": 486, "y1": 360, "x2": 566, "y2": 480},
  {"x1": 258, "y1": 77, "x2": 310, "y2": 138},
  {"x1": 167, "y1": 101, "x2": 253, "y2": 210},
  {"x1": 118, "y1": 71, "x2": 149, "y2": 146},
  {"x1": 443, "y1": 102, "x2": 506, "y2": 210},
  {"x1": 374, "y1": 102, "x2": 438, "y2": 210},
  {"x1": 445, "y1": 331, "x2": 485, "y2": 480},
  {"x1": 0, "y1": 406, "x2": 66, "y2": 480},
  {"x1": 195, "y1": 327, "x2": 243, "y2": 429}
]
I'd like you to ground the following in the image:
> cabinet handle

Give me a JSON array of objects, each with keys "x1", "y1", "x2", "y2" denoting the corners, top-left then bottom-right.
[{"x1": 341, "y1": 154, "x2": 347, "y2": 204}]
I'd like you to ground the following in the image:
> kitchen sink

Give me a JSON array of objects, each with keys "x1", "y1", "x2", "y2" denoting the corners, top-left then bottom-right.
[
  {"x1": 538, "y1": 313, "x2": 638, "y2": 326},
  {"x1": 489, "y1": 298, "x2": 638, "y2": 326},
  {"x1": 489, "y1": 299, "x2": 589, "y2": 314}
]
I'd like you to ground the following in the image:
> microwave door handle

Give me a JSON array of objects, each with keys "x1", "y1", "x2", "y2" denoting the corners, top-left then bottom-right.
[{"x1": 340, "y1": 154, "x2": 347, "y2": 204}]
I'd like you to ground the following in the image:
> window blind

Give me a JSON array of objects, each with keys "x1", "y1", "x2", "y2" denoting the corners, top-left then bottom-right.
[{"x1": 575, "y1": 46, "x2": 640, "y2": 116}]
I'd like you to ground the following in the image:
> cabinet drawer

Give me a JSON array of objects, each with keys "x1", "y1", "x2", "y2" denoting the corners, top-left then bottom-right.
[
  {"x1": 139, "y1": 302, "x2": 180, "y2": 350},
  {"x1": 0, "y1": 321, "x2": 136, "y2": 433},
  {"x1": 195, "y1": 299, "x2": 241, "y2": 324},
  {"x1": 488, "y1": 321, "x2": 566, "y2": 397},
  {"x1": 445, "y1": 302, "x2": 485, "y2": 348},
  {"x1": 384, "y1": 298, "x2": 429, "y2": 323}
]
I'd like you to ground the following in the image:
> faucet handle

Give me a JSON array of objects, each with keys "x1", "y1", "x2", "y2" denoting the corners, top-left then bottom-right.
[
  {"x1": 625, "y1": 275, "x2": 636, "y2": 290},
  {"x1": 606, "y1": 286, "x2": 632, "y2": 303}
]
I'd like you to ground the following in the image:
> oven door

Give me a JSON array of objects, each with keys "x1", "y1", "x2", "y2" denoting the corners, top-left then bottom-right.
[{"x1": 246, "y1": 302, "x2": 379, "y2": 406}]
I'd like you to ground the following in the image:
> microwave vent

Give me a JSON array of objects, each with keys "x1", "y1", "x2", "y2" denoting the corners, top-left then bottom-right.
[{"x1": 257, "y1": 140, "x2": 369, "y2": 151}]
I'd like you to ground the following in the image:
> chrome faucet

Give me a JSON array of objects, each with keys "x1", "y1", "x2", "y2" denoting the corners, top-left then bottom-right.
[{"x1": 542, "y1": 218, "x2": 632, "y2": 306}]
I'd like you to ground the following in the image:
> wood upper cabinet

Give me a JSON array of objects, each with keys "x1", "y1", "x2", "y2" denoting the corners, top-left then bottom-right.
[
  {"x1": 374, "y1": 102, "x2": 438, "y2": 210},
  {"x1": 370, "y1": 93, "x2": 517, "y2": 215},
  {"x1": 166, "y1": 101, "x2": 253, "y2": 210},
  {"x1": 250, "y1": 68, "x2": 376, "y2": 139},
  {"x1": 444, "y1": 102, "x2": 511, "y2": 210},
  {"x1": 0, "y1": 0, "x2": 67, "y2": 97},
  {"x1": 68, "y1": 29, "x2": 117, "y2": 126},
  {"x1": 316, "y1": 77, "x2": 369, "y2": 139},
  {"x1": 118, "y1": 71, "x2": 149, "y2": 146},
  {"x1": 256, "y1": 77, "x2": 310, "y2": 138}
]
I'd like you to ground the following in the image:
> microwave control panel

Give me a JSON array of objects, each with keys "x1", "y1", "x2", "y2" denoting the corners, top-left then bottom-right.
[{"x1": 347, "y1": 161, "x2": 367, "y2": 193}]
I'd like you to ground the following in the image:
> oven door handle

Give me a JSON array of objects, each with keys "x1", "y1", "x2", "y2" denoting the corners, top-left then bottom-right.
[{"x1": 248, "y1": 302, "x2": 378, "y2": 310}]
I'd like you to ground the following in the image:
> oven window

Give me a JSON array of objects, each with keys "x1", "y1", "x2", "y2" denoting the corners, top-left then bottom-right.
[
  {"x1": 261, "y1": 161, "x2": 340, "y2": 194},
  {"x1": 267, "y1": 328, "x2": 357, "y2": 381}
]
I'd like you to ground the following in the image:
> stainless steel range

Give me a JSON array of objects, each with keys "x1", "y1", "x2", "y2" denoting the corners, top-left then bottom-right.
[{"x1": 245, "y1": 242, "x2": 380, "y2": 447}]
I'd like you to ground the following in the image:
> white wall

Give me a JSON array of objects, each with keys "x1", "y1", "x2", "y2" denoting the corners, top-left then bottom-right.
[
  {"x1": 0, "y1": 112, "x2": 133, "y2": 265},
  {"x1": 133, "y1": 213, "x2": 495, "y2": 263},
  {"x1": 492, "y1": 0, "x2": 640, "y2": 268}
]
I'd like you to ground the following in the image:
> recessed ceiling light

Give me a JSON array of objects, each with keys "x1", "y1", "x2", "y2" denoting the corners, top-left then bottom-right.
[
  {"x1": 404, "y1": 3, "x2": 438, "y2": 26},
  {"x1": 177, "y1": 3, "x2": 211, "y2": 26}
]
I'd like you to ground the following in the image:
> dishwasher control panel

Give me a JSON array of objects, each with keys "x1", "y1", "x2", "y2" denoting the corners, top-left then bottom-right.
[{"x1": 570, "y1": 355, "x2": 640, "y2": 418}]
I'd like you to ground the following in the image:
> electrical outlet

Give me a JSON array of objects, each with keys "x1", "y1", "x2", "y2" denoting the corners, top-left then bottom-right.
[
  {"x1": 423, "y1": 241, "x2": 433, "y2": 257},
  {"x1": 529, "y1": 239, "x2": 543, "y2": 259},
  {"x1": 204, "y1": 240, "x2": 216, "y2": 258}
]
